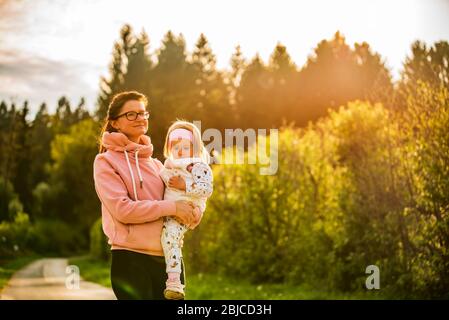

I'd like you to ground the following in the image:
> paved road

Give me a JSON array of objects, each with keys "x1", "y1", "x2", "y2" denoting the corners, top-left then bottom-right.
[{"x1": 0, "y1": 258, "x2": 116, "y2": 300}]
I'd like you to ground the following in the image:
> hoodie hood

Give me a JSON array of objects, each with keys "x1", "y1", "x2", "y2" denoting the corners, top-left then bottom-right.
[
  {"x1": 102, "y1": 132, "x2": 154, "y2": 158},
  {"x1": 101, "y1": 132, "x2": 155, "y2": 199}
]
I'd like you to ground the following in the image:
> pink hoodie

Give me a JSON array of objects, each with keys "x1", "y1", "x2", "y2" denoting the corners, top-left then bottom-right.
[{"x1": 93, "y1": 132, "x2": 176, "y2": 256}]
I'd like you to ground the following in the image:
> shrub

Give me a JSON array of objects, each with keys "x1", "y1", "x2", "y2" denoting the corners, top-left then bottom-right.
[
  {"x1": 89, "y1": 217, "x2": 110, "y2": 261},
  {"x1": 0, "y1": 177, "x2": 23, "y2": 221},
  {"x1": 0, "y1": 212, "x2": 34, "y2": 258},
  {"x1": 30, "y1": 219, "x2": 88, "y2": 256}
]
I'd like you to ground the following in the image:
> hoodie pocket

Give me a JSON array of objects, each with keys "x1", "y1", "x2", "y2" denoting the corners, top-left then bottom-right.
[
  {"x1": 125, "y1": 224, "x2": 141, "y2": 245},
  {"x1": 126, "y1": 224, "x2": 133, "y2": 242}
]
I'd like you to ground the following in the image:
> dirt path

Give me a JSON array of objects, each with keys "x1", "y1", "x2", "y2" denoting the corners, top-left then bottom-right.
[{"x1": 0, "y1": 258, "x2": 116, "y2": 300}]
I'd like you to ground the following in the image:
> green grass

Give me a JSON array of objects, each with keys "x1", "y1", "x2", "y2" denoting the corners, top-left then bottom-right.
[
  {"x1": 185, "y1": 273, "x2": 384, "y2": 300},
  {"x1": 0, "y1": 256, "x2": 40, "y2": 293},
  {"x1": 69, "y1": 255, "x2": 112, "y2": 288},
  {"x1": 68, "y1": 255, "x2": 384, "y2": 299}
]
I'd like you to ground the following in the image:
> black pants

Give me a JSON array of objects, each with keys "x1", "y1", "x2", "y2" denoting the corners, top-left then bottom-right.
[{"x1": 111, "y1": 249, "x2": 185, "y2": 300}]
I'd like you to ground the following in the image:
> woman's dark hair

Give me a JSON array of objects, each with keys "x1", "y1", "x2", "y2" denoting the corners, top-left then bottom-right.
[{"x1": 98, "y1": 91, "x2": 148, "y2": 153}]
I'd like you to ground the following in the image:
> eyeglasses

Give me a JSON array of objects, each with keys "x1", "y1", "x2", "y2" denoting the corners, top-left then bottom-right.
[{"x1": 115, "y1": 111, "x2": 150, "y2": 121}]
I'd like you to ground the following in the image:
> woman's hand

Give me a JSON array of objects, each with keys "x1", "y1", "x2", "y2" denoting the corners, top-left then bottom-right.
[
  {"x1": 169, "y1": 175, "x2": 186, "y2": 191},
  {"x1": 174, "y1": 200, "x2": 195, "y2": 225},
  {"x1": 188, "y1": 207, "x2": 203, "y2": 230}
]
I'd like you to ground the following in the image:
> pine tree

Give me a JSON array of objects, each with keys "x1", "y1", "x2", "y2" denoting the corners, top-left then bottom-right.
[
  {"x1": 9, "y1": 101, "x2": 32, "y2": 213},
  {"x1": 354, "y1": 42, "x2": 393, "y2": 106},
  {"x1": 73, "y1": 97, "x2": 91, "y2": 122},
  {"x1": 295, "y1": 31, "x2": 393, "y2": 126},
  {"x1": 96, "y1": 25, "x2": 134, "y2": 120},
  {"x1": 29, "y1": 103, "x2": 53, "y2": 189},
  {"x1": 228, "y1": 45, "x2": 246, "y2": 107},
  {"x1": 1, "y1": 103, "x2": 18, "y2": 182},
  {"x1": 0, "y1": 101, "x2": 9, "y2": 172},
  {"x1": 401, "y1": 40, "x2": 449, "y2": 88},
  {"x1": 54, "y1": 96, "x2": 72, "y2": 133},
  {"x1": 398, "y1": 40, "x2": 449, "y2": 109},
  {"x1": 0, "y1": 101, "x2": 7, "y2": 129},
  {"x1": 149, "y1": 31, "x2": 197, "y2": 158},
  {"x1": 236, "y1": 54, "x2": 273, "y2": 129},
  {"x1": 191, "y1": 33, "x2": 230, "y2": 130},
  {"x1": 267, "y1": 43, "x2": 298, "y2": 126},
  {"x1": 122, "y1": 29, "x2": 152, "y2": 94}
]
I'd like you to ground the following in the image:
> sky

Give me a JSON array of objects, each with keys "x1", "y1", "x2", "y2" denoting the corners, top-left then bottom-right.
[{"x1": 1, "y1": 0, "x2": 449, "y2": 115}]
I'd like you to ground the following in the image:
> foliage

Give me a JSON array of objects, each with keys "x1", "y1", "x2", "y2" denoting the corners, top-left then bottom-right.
[
  {"x1": 89, "y1": 218, "x2": 111, "y2": 261},
  {"x1": 185, "y1": 92, "x2": 449, "y2": 298},
  {"x1": 44, "y1": 118, "x2": 100, "y2": 232}
]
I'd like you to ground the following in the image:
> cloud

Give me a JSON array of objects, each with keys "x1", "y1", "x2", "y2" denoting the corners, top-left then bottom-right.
[
  {"x1": 0, "y1": 1, "x2": 102, "y2": 115},
  {"x1": 0, "y1": 0, "x2": 31, "y2": 35},
  {"x1": 0, "y1": 49, "x2": 100, "y2": 115}
]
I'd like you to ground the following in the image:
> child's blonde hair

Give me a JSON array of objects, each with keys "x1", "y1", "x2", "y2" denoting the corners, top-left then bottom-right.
[{"x1": 163, "y1": 120, "x2": 210, "y2": 163}]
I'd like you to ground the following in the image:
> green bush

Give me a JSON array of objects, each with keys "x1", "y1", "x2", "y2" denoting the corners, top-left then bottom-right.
[
  {"x1": 0, "y1": 177, "x2": 23, "y2": 221},
  {"x1": 0, "y1": 212, "x2": 34, "y2": 258},
  {"x1": 185, "y1": 123, "x2": 345, "y2": 287},
  {"x1": 399, "y1": 82, "x2": 449, "y2": 298},
  {"x1": 0, "y1": 214, "x2": 89, "y2": 258},
  {"x1": 89, "y1": 217, "x2": 110, "y2": 261},
  {"x1": 31, "y1": 182, "x2": 51, "y2": 218},
  {"x1": 44, "y1": 119, "x2": 100, "y2": 232},
  {"x1": 30, "y1": 219, "x2": 88, "y2": 256}
]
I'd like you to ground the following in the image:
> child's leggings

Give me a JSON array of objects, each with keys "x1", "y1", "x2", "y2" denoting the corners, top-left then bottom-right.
[{"x1": 161, "y1": 216, "x2": 189, "y2": 274}]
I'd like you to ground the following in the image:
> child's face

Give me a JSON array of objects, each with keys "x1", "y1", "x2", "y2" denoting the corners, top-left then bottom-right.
[{"x1": 171, "y1": 139, "x2": 193, "y2": 159}]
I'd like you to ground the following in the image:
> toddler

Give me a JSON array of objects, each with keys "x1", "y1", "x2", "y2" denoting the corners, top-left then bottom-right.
[{"x1": 159, "y1": 120, "x2": 213, "y2": 299}]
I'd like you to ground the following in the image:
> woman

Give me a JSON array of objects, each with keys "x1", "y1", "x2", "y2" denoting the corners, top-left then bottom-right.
[{"x1": 93, "y1": 91, "x2": 201, "y2": 300}]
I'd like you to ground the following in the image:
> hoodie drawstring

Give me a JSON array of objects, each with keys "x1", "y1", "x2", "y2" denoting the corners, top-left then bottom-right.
[
  {"x1": 135, "y1": 150, "x2": 144, "y2": 189},
  {"x1": 124, "y1": 150, "x2": 139, "y2": 201}
]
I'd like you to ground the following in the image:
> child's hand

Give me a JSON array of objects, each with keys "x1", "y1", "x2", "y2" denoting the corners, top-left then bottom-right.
[{"x1": 168, "y1": 175, "x2": 186, "y2": 191}]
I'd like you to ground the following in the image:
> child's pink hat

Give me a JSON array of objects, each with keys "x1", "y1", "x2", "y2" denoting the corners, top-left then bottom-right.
[{"x1": 169, "y1": 128, "x2": 193, "y2": 142}]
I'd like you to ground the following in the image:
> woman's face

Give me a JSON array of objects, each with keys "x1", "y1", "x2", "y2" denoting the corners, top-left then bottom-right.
[
  {"x1": 171, "y1": 139, "x2": 193, "y2": 159},
  {"x1": 111, "y1": 100, "x2": 149, "y2": 143}
]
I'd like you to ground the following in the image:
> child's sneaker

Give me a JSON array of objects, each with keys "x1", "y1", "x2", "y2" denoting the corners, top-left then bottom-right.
[{"x1": 164, "y1": 279, "x2": 185, "y2": 300}]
